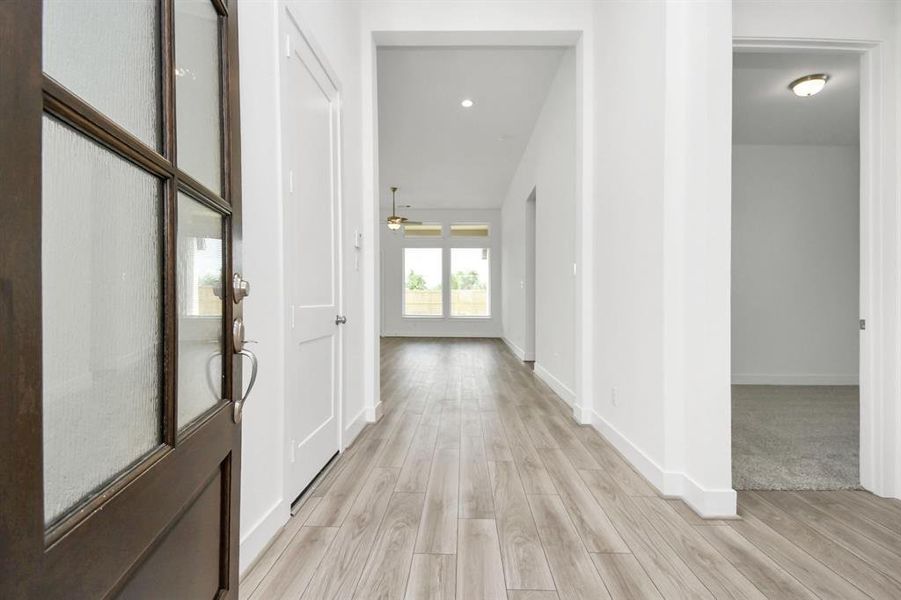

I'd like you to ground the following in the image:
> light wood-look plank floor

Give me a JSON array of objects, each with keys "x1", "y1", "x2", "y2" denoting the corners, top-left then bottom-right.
[{"x1": 241, "y1": 338, "x2": 901, "y2": 600}]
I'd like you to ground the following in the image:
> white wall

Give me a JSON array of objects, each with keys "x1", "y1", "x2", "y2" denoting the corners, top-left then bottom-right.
[
  {"x1": 590, "y1": 0, "x2": 737, "y2": 517},
  {"x1": 380, "y1": 209, "x2": 502, "y2": 337},
  {"x1": 502, "y1": 48, "x2": 577, "y2": 402},
  {"x1": 237, "y1": 0, "x2": 366, "y2": 573},
  {"x1": 590, "y1": 0, "x2": 667, "y2": 496},
  {"x1": 591, "y1": 0, "x2": 670, "y2": 497},
  {"x1": 732, "y1": 144, "x2": 860, "y2": 384}
]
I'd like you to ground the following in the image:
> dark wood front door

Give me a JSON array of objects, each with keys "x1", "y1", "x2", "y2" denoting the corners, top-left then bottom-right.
[{"x1": 0, "y1": 1, "x2": 244, "y2": 597}]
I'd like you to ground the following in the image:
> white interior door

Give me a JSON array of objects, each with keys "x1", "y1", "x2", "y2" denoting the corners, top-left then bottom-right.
[{"x1": 281, "y1": 8, "x2": 342, "y2": 503}]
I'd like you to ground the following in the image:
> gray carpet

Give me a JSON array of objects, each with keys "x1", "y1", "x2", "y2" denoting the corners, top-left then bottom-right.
[{"x1": 732, "y1": 385, "x2": 860, "y2": 490}]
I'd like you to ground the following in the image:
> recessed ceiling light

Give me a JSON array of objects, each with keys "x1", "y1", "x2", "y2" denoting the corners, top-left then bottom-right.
[
  {"x1": 789, "y1": 74, "x2": 829, "y2": 97},
  {"x1": 461, "y1": 98, "x2": 474, "y2": 108}
]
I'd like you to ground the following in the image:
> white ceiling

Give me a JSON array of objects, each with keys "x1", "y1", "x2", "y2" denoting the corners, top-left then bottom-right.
[
  {"x1": 733, "y1": 51, "x2": 859, "y2": 146},
  {"x1": 377, "y1": 47, "x2": 565, "y2": 209}
]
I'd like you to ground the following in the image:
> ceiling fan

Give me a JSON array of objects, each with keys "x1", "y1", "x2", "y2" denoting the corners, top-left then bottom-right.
[{"x1": 386, "y1": 186, "x2": 421, "y2": 230}]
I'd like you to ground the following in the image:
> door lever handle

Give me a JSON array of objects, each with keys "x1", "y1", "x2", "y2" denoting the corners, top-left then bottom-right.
[
  {"x1": 335, "y1": 315, "x2": 347, "y2": 325},
  {"x1": 233, "y1": 348, "x2": 259, "y2": 423}
]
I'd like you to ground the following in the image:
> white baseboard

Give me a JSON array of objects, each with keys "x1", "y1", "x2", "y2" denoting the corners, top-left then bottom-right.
[
  {"x1": 732, "y1": 373, "x2": 859, "y2": 385},
  {"x1": 679, "y1": 475, "x2": 738, "y2": 518},
  {"x1": 573, "y1": 403, "x2": 593, "y2": 425},
  {"x1": 502, "y1": 337, "x2": 526, "y2": 360},
  {"x1": 590, "y1": 409, "x2": 737, "y2": 518},
  {"x1": 344, "y1": 407, "x2": 368, "y2": 449},
  {"x1": 534, "y1": 363, "x2": 576, "y2": 407},
  {"x1": 239, "y1": 498, "x2": 289, "y2": 576},
  {"x1": 365, "y1": 400, "x2": 383, "y2": 422},
  {"x1": 381, "y1": 331, "x2": 503, "y2": 339}
]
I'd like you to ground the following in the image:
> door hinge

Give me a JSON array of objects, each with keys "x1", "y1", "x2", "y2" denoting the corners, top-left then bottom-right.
[{"x1": 859, "y1": 318, "x2": 866, "y2": 331}]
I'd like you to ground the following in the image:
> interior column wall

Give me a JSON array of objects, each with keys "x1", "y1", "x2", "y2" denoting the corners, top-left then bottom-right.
[
  {"x1": 590, "y1": 0, "x2": 736, "y2": 516},
  {"x1": 591, "y1": 0, "x2": 668, "y2": 497}
]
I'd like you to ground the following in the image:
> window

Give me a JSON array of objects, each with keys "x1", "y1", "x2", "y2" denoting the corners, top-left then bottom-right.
[
  {"x1": 404, "y1": 223, "x2": 442, "y2": 238},
  {"x1": 450, "y1": 223, "x2": 489, "y2": 237},
  {"x1": 451, "y1": 248, "x2": 490, "y2": 317},
  {"x1": 403, "y1": 248, "x2": 443, "y2": 316}
]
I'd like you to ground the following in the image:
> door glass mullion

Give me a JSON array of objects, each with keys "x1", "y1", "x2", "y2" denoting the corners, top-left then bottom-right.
[
  {"x1": 163, "y1": 176, "x2": 179, "y2": 445},
  {"x1": 175, "y1": 168, "x2": 230, "y2": 212}
]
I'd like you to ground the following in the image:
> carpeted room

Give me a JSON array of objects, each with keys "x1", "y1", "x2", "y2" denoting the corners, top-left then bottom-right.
[{"x1": 731, "y1": 51, "x2": 861, "y2": 491}]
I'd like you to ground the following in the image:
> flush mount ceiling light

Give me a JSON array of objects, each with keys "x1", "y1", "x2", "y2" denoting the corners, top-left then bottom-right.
[
  {"x1": 460, "y1": 98, "x2": 474, "y2": 108},
  {"x1": 789, "y1": 73, "x2": 829, "y2": 97},
  {"x1": 386, "y1": 186, "x2": 422, "y2": 231}
]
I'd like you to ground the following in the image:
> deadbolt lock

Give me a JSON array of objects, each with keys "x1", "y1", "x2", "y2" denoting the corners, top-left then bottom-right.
[{"x1": 233, "y1": 273, "x2": 250, "y2": 303}]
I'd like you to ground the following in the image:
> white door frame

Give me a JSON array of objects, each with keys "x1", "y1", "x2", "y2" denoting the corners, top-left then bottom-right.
[
  {"x1": 732, "y1": 36, "x2": 890, "y2": 496},
  {"x1": 361, "y1": 28, "x2": 594, "y2": 426},
  {"x1": 279, "y1": 4, "x2": 346, "y2": 503}
]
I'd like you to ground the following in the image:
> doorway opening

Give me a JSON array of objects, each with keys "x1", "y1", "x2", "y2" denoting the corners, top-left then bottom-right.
[
  {"x1": 731, "y1": 49, "x2": 862, "y2": 490},
  {"x1": 373, "y1": 39, "x2": 580, "y2": 413}
]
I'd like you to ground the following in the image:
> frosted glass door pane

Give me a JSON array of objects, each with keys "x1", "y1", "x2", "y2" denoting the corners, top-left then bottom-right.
[
  {"x1": 43, "y1": 0, "x2": 160, "y2": 149},
  {"x1": 42, "y1": 116, "x2": 163, "y2": 526},
  {"x1": 177, "y1": 194, "x2": 225, "y2": 430},
  {"x1": 175, "y1": 0, "x2": 222, "y2": 194}
]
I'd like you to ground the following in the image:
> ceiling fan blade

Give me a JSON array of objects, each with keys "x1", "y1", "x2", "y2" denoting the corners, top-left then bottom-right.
[{"x1": 404, "y1": 221, "x2": 423, "y2": 225}]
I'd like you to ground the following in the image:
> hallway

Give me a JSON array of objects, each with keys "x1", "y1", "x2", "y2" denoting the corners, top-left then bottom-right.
[{"x1": 241, "y1": 339, "x2": 901, "y2": 599}]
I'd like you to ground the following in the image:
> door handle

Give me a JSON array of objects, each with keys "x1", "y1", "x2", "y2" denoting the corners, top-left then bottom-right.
[
  {"x1": 335, "y1": 315, "x2": 347, "y2": 325},
  {"x1": 233, "y1": 348, "x2": 258, "y2": 423}
]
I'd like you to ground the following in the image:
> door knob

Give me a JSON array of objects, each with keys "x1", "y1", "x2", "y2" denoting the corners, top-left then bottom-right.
[
  {"x1": 335, "y1": 315, "x2": 347, "y2": 325},
  {"x1": 233, "y1": 273, "x2": 250, "y2": 303}
]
